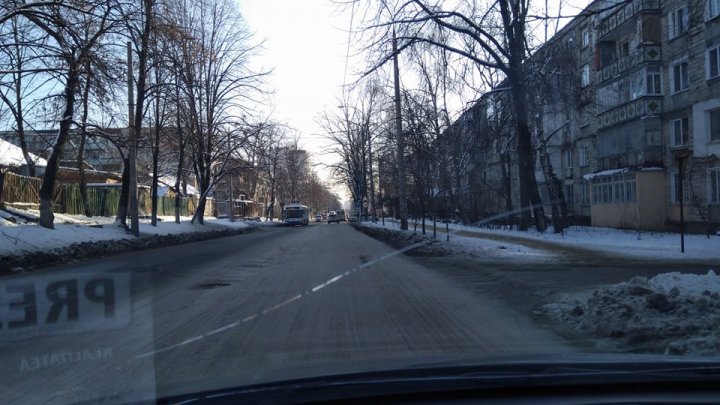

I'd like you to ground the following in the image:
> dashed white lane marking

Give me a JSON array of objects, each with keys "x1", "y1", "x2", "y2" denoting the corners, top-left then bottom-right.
[{"x1": 135, "y1": 240, "x2": 429, "y2": 359}]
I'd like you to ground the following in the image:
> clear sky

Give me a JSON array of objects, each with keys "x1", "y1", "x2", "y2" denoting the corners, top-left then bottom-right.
[{"x1": 239, "y1": 0, "x2": 354, "y2": 200}]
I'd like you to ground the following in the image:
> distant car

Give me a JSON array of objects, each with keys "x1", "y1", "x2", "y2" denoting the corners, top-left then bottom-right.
[
  {"x1": 327, "y1": 213, "x2": 340, "y2": 224},
  {"x1": 314, "y1": 214, "x2": 322, "y2": 222},
  {"x1": 336, "y1": 209, "x2": 347, "y2": 222}
]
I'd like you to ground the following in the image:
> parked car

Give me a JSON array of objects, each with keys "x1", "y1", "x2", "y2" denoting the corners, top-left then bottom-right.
[
  {"x1": 327, "y1": 213, "x2": 340, "y2": 224},
  {"x1": 314, "y1": 214, "x2": 323, "y2": 222}
]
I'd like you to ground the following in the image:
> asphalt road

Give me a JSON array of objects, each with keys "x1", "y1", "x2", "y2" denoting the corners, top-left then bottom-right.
[{"x1": 2, "y1": 222, "x2": 573, "y2": 403}]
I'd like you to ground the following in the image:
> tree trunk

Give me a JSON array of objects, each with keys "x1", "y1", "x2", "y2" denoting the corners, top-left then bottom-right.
[
  {"x1": 537, "y1": 134, "x2": 567, "y2": 233},
  {"x1": 39, "y1": 64, "x2": 79, "y2": 229},
  {"x1": 501, "y1": 0, "x2": 546, "y2": 232},
  {"x1": 78, "y1": 71, "x2": 92, "y2": 217},
  {"x1": 392, "y1": 30, "x2": 408, "y2": 230},
  {"x1": 500, "y1": 152, "x2": 514, "y2": 226},
  {"x1": 151, "y1": 144, "x2": 159, "y2": 226},
  {"x1": 174, "y1": 139, "x2": 184, "y2": 224},
  {"x1": 116, "y1": 156, "x2": 130, "y2": 227}
]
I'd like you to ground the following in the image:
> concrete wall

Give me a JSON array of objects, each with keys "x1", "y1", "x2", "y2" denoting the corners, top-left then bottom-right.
[{"x1": 636, "y1": 170, "x2": 666, "y2": 230}]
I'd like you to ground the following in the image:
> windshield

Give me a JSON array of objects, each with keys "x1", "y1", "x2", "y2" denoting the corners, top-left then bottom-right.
[
  {"x1": 2, "y1": 0, "x2": 720, "y2": 403},
  {"x1": 283, "y1": 209, "x2": 304, "y2": 219}
]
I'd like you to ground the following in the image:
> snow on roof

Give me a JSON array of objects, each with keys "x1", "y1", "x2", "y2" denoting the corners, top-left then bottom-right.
[
  {"x1": 156, "y1": 174, "x2": 197, "y2": 195},
  {"x1": 583, "y1": 166, "x2": 665, "y2": 181},
  {"x1": 0, "y1": 138, "x2": 47, "y2": 167},
  {"x1": 582, "y1": 168, "x2": 629, "y2": 181}
]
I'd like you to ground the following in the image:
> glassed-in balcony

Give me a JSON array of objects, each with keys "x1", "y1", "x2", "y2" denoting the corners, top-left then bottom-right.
[
  {"x1": 595, "y1": 45, "x2": 661, "y2": 84},
  {"x1": 594, "y1": 0, "x2": 660, "y2": 40}
]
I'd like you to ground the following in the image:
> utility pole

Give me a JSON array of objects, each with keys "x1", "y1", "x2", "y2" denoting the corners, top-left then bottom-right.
[
  {"x1": 127, "y1": 42, "x2": 139, "y2": 236},
  {"x1": 392, "y1": 29, "x2": 408, "y2": 230}
]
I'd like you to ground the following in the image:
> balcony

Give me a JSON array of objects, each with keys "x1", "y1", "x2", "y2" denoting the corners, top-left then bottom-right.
[
  {"x1": 595, "y1": 45, "x2": 661, "y2": 84},
  {"x1": 595, "y1": 0, "x2": 660, "y2": 40},
  {"x1": 597, "y1": 97, "x2": 662, "y2": 130}
]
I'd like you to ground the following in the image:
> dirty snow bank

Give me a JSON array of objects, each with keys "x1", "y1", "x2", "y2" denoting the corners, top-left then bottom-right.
[
  {"x1": 360, "y1": 220, "x2": 554, "y2": 261},
  {"x1": 544, "y1": 270, "x2": 720, "y2": 356}
]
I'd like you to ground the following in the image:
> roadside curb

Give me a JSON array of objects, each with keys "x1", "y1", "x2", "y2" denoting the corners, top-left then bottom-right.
[
  {"x1": 350, "y1": 222, "x2": 452, "y2": 257},
  {"x1": 0, "y1": 224, "x2": 268, "y2": 275}
]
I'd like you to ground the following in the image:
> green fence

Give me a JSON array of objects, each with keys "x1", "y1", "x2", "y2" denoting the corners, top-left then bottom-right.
[
  {"x1": 63, "y1": 185, "x2": 121, "y2": 216},
  {"x1": 62, "y1": 184, "x2": 196, "y2": 217}
]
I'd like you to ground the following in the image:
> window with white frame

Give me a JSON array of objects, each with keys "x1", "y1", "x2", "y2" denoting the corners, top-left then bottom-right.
[
  {"x1": 564, "y1": 149, "x2": 573, "y2": 178},
  {"x1": 710, "y1": 168, "x2": 720, "y2": 203},
  {"x1": 565, "y1": 185, "x2": 574, "y2": 209},
  {"x1": 708, "y1": 0, "x2": 720, "y2": 21},
  {"x1": 579, "y1": 146, "x2": 589, "y2": 167},
  {"x1": 708, "y1": 45, "x2": 720, "y2": 80},
  {"x1": 591, "y1": 174, "x2": 636, "y2": 204},
  {"x1": 671, "y1": 170, "x2": 690, "y2": 203},
  {"x1": 630, "y1": 69, "x2": 644, "y2": 99},
  {"x1": 668, "y1": 6, "x2": 689, "y2": 40},
  {"x1": 582, "y1": 29, "x2": 590, "y2": 48},
  {"x1": 646, "y1": 66, "x2": 662, "y2": 94},
  {"x1": 711, "y1": 109, "x2": 720, "y2": 142},
  {"x1": 581, "y1": 64, "x2": 590, "y2": 87},
  {"x1": 672, "y1": 117, "x2": 690, "y2": 147},
  {"x1": 671, "y1": 60, "x2": 689, "y2": 93},
  {"x1": 582, "y1": 181, "x2": 590, "y2": 204}
]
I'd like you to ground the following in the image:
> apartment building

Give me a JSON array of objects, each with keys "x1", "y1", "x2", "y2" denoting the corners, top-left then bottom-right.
[{"x1": 452, "y1": 0, "x2": 720, "y2": 232}]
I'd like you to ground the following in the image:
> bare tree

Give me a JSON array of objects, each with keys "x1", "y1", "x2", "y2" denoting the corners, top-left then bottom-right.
[
  {"x1": 0, "y1": 15, "x2": 49, "y2": 176},
  {"x1": 169, "y1": 0, "x2": 267, "y2": 224},
  {"x1": 5, "y1": 0, "x2": 128, "y2": 228}
]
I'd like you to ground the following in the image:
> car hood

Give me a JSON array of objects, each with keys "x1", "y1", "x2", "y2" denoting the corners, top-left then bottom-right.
[{"x1": 157, "y1": 352, "x2": 720, "y2": 403}]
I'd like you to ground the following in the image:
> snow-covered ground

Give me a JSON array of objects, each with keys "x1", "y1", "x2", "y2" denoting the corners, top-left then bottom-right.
[
  {"x1": 544, "y1": 270, "x2": 720, "y2": 356},
  {"x1": 377, "y1": 218, "x2": 720, "y2": 261},
  {"x1": 0, "y1": 210, "x2": 276, "y2": 257},
  {"x1": 360, "y1": 220, "x2": 556, "y2": 261}
]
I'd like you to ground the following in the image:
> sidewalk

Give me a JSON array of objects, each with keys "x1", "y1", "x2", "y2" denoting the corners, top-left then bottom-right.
[{"x1": 365, "y1": 219, "x2": 720, "y2": 265}]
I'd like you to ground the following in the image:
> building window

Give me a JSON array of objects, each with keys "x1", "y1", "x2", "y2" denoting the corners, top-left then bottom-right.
[
  {"x1": 566, "y1": 185, "x2": 574, "y2": 209},
  {"x1": 625, "y1": 177, "x2": 636, "y2": 202},
  {"x1": 581, "y1": 64, "x2": 590, "y2": 87},
  {"x1": 630, "y1": 69, "x2": 644, "y2": 100},
  {"x1": 708, "y1": 45, "x2": 720, "y2": 80},
  {"x1": 711, "y1": 109, "x2": 720, "y2": 142},
  {"x1": 710, "y1": 168, "x2": 720, "y2": 203},
  {"x1": 668, "y1": 6, "x2": 689, "y2": 40},
  {"x1": 620, "y1": 41, "x2": 629, "y2": 57},
  {"x1": 591, "y1": 174, "x2": 636, "y2": 204},
  {"x1": 582, "y1": 29, "x2": 590, "y2": 48},
  {"x1": 579, "y1": 146, "x2": 589, "y2": 167},
  {"x1": 564, "y1": 149, "x2": 573, "y2": 178},
  {"x1": 671, "y1": 170, "x2": 690, "y2": 203},
  {"x1": 671, "y1": 60, "x2": 689, "y2": 93},
  {"x1": 582, "y1": 181, "x2": 590, "y2": 205},
  {"x1": 646, "y1": 66, "x2": 662, "y2": 95},
  {"x1": 708, "y1": 0, "x2": 720, "y2": 21},
  {"x1": 671, "y1": 117, "x2": 690, "y2": 147}
]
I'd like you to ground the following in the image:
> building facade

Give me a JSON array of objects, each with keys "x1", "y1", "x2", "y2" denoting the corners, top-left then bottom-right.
[{"x1": 454, "y1": 0, "x2": 720, "y2": 232}]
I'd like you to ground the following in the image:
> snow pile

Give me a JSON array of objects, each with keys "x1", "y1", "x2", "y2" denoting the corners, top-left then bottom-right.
[{"x1": 545, "y1": 270, "x2": 720, "y2": 356}]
